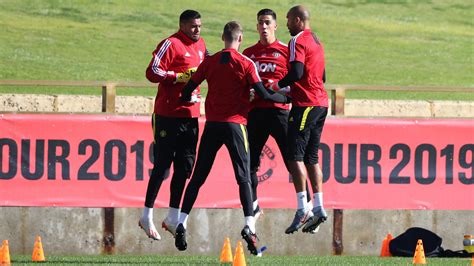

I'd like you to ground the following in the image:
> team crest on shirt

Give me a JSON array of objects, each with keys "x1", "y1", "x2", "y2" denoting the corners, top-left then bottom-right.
[
  {"x1": 257, "y1": 145, "x2": 277, "y2": 183},
  {"x1": 159, "y1": 130, "x2": 167, "y2": 138},
  {"x1": 273, "y1": 52, "x2": 280, "y2": 58}
]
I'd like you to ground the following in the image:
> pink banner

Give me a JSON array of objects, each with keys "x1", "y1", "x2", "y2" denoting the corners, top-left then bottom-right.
[{"x1": 0, "y1": 114, "x2": 472, "y2": 209}]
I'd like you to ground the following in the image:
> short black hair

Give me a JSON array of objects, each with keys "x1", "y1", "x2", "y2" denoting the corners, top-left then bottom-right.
[
  {"x1": 257, "y1": 8, "x2": 276, "y2": 20},
  {"x1": 222, "y1": 21, "x2": 242, "y2": 42},
  {"x1": 179, "y1": 10, "x2": 201, "y2": 23}
]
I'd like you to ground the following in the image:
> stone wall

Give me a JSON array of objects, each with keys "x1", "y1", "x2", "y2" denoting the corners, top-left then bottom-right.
[{"x1": 1, "y1": 94, "x2": 473, "y2": 117}]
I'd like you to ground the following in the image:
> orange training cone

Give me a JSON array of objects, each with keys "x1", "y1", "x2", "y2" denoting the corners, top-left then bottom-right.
[
  {"x1": 0, "y1": 240, "x2": 11, "y2": 265},
  {"x1": 380, "y1": 233, "x2": 393, "y2": 257},
  {"x1": 413, "y1": 239, "x2": 426, "y2": 265},
  {"x1": 232, "y1": 241, "x2": 246, "y2": 266},
  {"x1": 220, "y1": 237, "x2": 233, "y2": 263},
  {"x1": 32, "y1": 236, "x2": 46, "y2": 262}
]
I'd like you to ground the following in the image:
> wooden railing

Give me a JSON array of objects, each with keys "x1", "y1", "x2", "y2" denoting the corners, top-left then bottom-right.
[{"x1": 1, "y1": 80, "x2": 473, "y2": 115}]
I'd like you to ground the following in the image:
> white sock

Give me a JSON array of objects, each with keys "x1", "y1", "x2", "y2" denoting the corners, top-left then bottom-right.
[
  {"x1": 297, "y1": 191, "x2": 307, "y2": 210},
  {"x1": 313, "y1": 192, "x2": 324, "y2": 208},
  {"x1": 178, "y1": 212, "x2": 189, "y2": 229},
  {"x1": 167, "y1": 207, "x2": 180, "y2": 223},
  {"x1": 142, "y1": 207, "x2": 153, "y2": 221},
  {"x1": 245, "y1": 216, "x2": 256, "y2": 233},
  {"x1": 252, "y1": 200, "x2": 259, "y2": 212}
]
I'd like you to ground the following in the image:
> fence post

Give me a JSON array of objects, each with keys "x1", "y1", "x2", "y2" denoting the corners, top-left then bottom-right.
[
  {"x1": 330, "y1": 87, "x2": 345, "y2": 254},
  {"x1": 102, "y1": 83, "x2": 116, "y2": 113},
  {"x1": 331, "y1": 87, "x2": 345, "y2": 116},
  {"x1": 101, "y1": 83, "x2": 116, "y2": 254}
]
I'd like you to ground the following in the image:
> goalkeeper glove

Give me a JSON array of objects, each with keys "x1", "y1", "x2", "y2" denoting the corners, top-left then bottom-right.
[{"x1": 174, "y1": 67, "x2": 197, "y2": 83}]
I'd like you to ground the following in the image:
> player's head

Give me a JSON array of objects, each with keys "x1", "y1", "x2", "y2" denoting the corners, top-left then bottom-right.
[
  {"x1": 179, "y1": 10, "x2": 202, "y2": 42},
  {"x1": 256, "y1": 8, "x2": 277, "y2": 45},
  {"x1": 286, "y1": 5, "x2": 310, "y2": 36},
  {"x1": 222, "y1": 21, "x2": 243, "y2": 46}
]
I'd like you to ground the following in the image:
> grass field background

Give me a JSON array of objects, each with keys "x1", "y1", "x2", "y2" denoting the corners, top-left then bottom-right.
[
  {"x1": 9, "y1": 254, "x2": 474, "y2": 265},
  {"x1": 0, "y1": 0, "x2": 473, "y2": 100}
]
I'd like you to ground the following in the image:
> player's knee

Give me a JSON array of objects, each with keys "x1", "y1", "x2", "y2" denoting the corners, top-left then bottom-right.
[
  {"x1": 237, "y1": 177, "x2": 251, "y2": 186},
  {"x1": 250, "y1": 172, "x2": 258, "y2": 190},
  {"x1": 150, "y1": 167, "x2": 170, "y2": 181},
  {"x1": 173, "y1": 168, "x2": 192, "y2": 180}
]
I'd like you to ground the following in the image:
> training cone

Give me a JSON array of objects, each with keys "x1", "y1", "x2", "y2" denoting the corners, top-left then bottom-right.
[
  {"x1": 232, "y1": 241, "x2": 246, "y2": 266},
  {"x1": 380, "y1": 233, "x2": 393, "y2": 257},
  {"x1": 413, "y1": 239, "x2": 426, "y2": 265},
  {"x1": 32, "y1": 236, "x2": 46, "y2": 262},
  {"x1": 0, "y1": 240, "x2": 11, "y2": 265},
  {"x1": 220, "y1": 237, "x2": 233, "y2": 263}
]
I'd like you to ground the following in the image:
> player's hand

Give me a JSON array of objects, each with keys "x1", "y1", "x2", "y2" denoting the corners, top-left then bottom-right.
[
  {"x1": 249, "y1": 89, "x2": 255, "y2": 102},
  {"x1": 190, "y1": 91, "x2": 201, "y2": 103},
  {"x1": 180, "y1": 89, "x2": 200, "y2": 104},
  {"x1": 277, "y1": 86, "x2": 291, "y2": 95},
  {"x1": 180, "y1": 93, "x2": 191, "y2": 102},
  {"x1": 267, "y1": 80, "x2": 281, "y2": 91},
  {"x1": 175, "y1": 67, "x2": 197, "y2": 83}
]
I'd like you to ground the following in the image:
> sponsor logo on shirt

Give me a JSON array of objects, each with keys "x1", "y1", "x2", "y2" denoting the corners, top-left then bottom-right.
[
  {"x1": 255, "y1": 61, "x2": 276, "y2": 73},
  {"x1": 185, "y1": 52, "x2": 191, "y2": 57}
]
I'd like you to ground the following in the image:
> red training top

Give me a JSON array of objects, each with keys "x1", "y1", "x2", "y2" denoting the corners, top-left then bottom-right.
[
  {"x1": 191, "y1": 48, "x2": 261, "y2": 125},
  {"x1": 243, "y1": 40, "x2": 290, "y2": 110},
  {"x1": 288, "y1": 29, "x2": 328, "y2": 107},
  {"x1": 145, "y1": 30, "x2": 207, "y2": 118}
]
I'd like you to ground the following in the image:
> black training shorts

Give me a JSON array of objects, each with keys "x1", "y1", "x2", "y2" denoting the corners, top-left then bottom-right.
[
  {"x1": 151, "y1": 114, "x2": 198, "y2": 180},
  {"x1": 287, "y1": 106, "x2": 328, "y2": 164}
]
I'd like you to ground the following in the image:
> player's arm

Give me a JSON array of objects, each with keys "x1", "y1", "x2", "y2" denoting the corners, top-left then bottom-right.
[
  {"x1": 270, "y1": 61, "x2": 304, "y2": 89},
  {"x1": 180, "y1": 60, "x2": 207, "y2": 102},
  {"x1": 180, "y1": 80, "x2": 200, "y2": 102},
  {"x1": 252, "y1": 82, "x2": 290, "y2": 103},
  {"x1": 145, "y1": 39, "x2": 196, "y2": 84},
  {"x1": 145, "y1": 39, "x2": 176, "y2": 84}
]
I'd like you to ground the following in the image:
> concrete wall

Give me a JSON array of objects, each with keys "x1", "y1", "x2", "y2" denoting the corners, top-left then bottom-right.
[
  {"x1": 0, "y1": 94, "x2": 473, "y2": 256},
  {"x1": 1, "y1": 207, "x2": 472, "y2": 256}
]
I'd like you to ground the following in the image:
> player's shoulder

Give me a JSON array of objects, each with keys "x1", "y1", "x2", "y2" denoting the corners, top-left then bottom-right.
[
  {"x1": 166, "y1": 31, "x2": 190, "y2": 45},
  {"x1": 274, "y1": 40, "x2": 289, "y2": 53},
  {"x1": 242, "y1": 42, "x2": 259, "y2": 56},
  {"x1": 238, "y1": 51, "x2": 257, "y2": 67},
  {"x1": 290, "y1": 31, "x2": 305, "y2": 43},
  {"x1": 276, "y1": 40, "x2": 288, "y2": 48}
]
